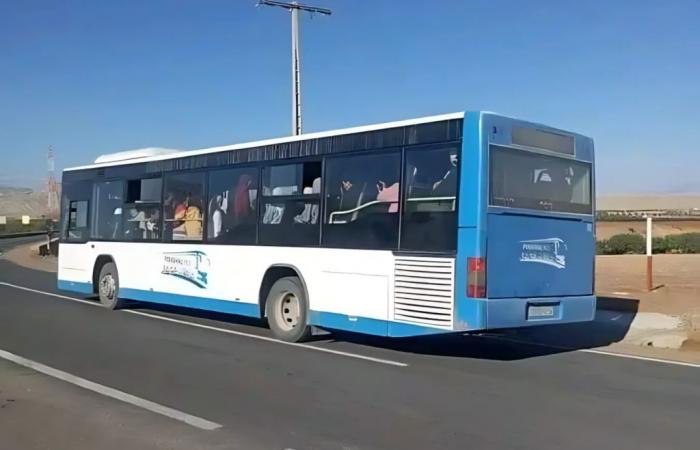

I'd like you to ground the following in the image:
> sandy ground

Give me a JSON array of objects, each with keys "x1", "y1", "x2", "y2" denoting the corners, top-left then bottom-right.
[
  {"x1": 1, "y1": 241, "x2": 57, "y2": 273},
  {"x1": 597, "y1": 220, "x2": 700, "y2": 240},
  {"x1": 596, "y1": 254, "x2": 700, "y2": 316}
]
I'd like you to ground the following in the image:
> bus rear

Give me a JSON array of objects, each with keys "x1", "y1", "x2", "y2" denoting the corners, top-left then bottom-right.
[{"x1": 459, "y1": 112, "x2": 596, "y2": 330}]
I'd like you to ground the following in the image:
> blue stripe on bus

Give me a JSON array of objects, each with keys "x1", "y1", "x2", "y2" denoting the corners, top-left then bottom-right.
[
  {"x1": 57, "y1": 279, "x2": 452, "y2": 337},
  {"x1": 57, "y1": 280, "x2": 93, "y2": 294},
  {"x1": 119, "y1": 288, "x2": 260, "y2": 318}
]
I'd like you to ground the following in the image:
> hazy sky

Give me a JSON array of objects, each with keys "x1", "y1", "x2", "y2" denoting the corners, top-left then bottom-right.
[{"x1": 1, "y1": 0, "x2": 698, "y2": 194}]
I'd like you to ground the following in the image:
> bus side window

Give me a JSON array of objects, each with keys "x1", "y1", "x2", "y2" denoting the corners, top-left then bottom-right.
[
  {"x1": 122, "y1": 178, "x2": 163, "y2": 241},
  {"x1": 401, "y1": 145, "x2": 459, "y2": 252},
  {"x1": 163, "y1": 173, "x2": 205, "y2": 242},
  {"x1": 92, "y1": 180, "x2": 124, "y2": 240},
  {"x1": 66, "y1": 200, "x2": 89, "y2": 241},
  {"x1": 207, "y1": 167, "x2": 259, "y2": 245},
  {"x1": 323, "y1": 152, "x2": 401, "y2": 250},
  {"x1": 259, "y1": 161, "x2": 321, "y2": 246}
]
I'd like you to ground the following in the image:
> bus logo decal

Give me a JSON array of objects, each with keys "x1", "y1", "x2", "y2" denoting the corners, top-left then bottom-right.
[
  {"x1": 519, "y1": 238, "x2": 567, "y2": 269},
  {"x1": 161, "y1": 251, "x2": 211, "y2": 288}
]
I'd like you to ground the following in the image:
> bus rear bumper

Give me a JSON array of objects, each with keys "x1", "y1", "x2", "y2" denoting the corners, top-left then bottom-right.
[{"x1": 484, "y1": 295, "x2": 596, "y2": 330}]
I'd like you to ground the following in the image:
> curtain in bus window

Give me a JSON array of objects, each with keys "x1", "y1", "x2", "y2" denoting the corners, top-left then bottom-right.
[
  {"x1": 323, "y1": 152, "x2": 401, "y2": 249},
  {"x1": 401, "y1": 146, "x2": 459, "y2": 251}
]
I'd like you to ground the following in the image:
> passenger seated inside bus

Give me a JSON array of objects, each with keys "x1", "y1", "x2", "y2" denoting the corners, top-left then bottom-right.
[
  {"x1": 124, "y1": 206, "x2": 160, "y2": 240},
  {"x1": 171, "y1": 194, "x2": 203, "y2": 240}
]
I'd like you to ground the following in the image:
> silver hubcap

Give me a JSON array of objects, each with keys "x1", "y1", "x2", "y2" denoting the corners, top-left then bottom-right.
[
  {"x1": 278, "y1": 292, "x2": 300, "y2": 331},
  {"x1": 99, "y1": 274, "x2": 116, "y2": 302}
]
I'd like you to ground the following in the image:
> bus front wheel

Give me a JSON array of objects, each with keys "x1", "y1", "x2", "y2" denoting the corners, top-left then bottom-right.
[
  {"x1": 266, "y1": 276, "x2": 311, "y2": 343},
  {"x1": 97, "y1": 262, "x2": 125, "y2": 310}
]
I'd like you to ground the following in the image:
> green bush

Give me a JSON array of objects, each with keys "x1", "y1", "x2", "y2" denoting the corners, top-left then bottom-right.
[
  {"x1": 605, "y1": 233, "x2": 645, "y2": 255},
  {"x1": 652, "y1": 236, "x2": 668, "y2": 254},
  {"x1": 665, "y1": 233, "x2": 700, "y2": 253},
  {"x1": 596, "y1": 239, "x2": 609, "y2": 254},
  {"x1": 596, "y1": 232, "x2": 700, "y2": 254}
]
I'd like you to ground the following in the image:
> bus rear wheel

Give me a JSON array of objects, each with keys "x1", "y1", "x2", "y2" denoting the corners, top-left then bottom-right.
[
  {"x1": 266, "y1": 276, "x2": 311, "y2": 343},
  {"x1": 97, "y1": 262, "x2": 125, "y2": 310}
]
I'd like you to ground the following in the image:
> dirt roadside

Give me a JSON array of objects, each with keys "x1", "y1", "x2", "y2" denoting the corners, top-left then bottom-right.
[{"x1": 2, "y1": 241, "x2": 57, "y2": 273}]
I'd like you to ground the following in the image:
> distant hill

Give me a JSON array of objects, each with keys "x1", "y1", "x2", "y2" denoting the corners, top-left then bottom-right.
[
  {"x1": 0, "y1": 186, "x2": 50, "y2": 218},
  {"x1": 597, "y1": 194, "x2": 700, "y2": 210},
  {"x1": 0, "y1": 185, "x2": 33, "y2": 194}
]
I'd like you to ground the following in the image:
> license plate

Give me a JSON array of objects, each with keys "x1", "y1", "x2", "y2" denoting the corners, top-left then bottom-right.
[{"x1": 528, "y1": 305, "x2": 555, "y2": 318}]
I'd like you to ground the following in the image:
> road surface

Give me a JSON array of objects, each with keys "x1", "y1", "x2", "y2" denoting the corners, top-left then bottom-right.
[{"x1": 0, "y1": 237, "x2": 697, "y2": 449}]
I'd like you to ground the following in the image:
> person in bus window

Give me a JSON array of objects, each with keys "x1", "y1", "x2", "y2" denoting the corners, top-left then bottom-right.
[
  {"x1": 432, "y1": 151, "x2": 458, "y2": 196},
  {"x1": 209, "y1": 194, "x2": 224, "y2": 238},
  {"x1": 331, "y1": 179, "x2": 366, "y2": 223},
  {"x1": 376, "y1": 179, "x2": 399, "y2": 213},
  {"x1": 233, "y1": 174, "x2": 253, "y2": 218}
]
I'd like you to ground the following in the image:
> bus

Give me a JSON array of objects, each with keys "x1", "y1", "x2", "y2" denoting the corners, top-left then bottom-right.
[{"x1": 58, "y1": 111, "x2": 595, "y2": 342}]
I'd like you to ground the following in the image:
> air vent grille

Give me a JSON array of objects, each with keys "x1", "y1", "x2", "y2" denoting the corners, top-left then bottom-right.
[{"x1": 393, "y1": 256, "x2": 455, "y2": 329}]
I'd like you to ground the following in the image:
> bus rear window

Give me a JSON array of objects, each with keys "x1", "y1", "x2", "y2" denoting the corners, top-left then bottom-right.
[{"x1": 489, "y1": 146, "x2": 592, "y2": 214}]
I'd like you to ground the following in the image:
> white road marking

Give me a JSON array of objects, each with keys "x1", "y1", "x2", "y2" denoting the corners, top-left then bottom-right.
[
  {"x1": 0, "y1": 348, "x2": 222, "y2": 430},
  {"x1": 482, "y1": 334, "x2": 700, "y2": 369},
  {"x1": 4, "y1": 281, "x2": 697, "y2": 370},
  {"x1": 0, "y1": 282, "x2": 408, "y2": 368},
  {"x1": 126, "y1": 310, "x2": 408, "y2": 367},
  {"x1": 0, "y1": 282, "x2": 100, "y2": 307}
]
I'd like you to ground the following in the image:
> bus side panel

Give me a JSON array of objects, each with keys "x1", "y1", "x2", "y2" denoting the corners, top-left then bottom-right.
[
  {"x1": 454, "y1": 111, "x2": 487, "y2": 331},
  {"x1": 57, "y1": 243, "x2": 94, "y2": 293}
]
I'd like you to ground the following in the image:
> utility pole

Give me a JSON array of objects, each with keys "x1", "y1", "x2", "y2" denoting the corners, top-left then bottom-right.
[
  {"x1": 47, "y1": 146, "x2": 59, "y2": 220},
  {"x1": 257, "y1": 1, "x2": 332, "y2": 136}
]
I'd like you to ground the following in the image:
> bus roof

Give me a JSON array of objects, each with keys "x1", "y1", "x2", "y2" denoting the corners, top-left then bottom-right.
[{"x1": 65, "y1": 111, "x2": 465, "y2": 172}]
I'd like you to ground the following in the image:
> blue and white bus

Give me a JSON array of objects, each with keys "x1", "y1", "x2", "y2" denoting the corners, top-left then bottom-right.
[{"x1": 58, "y1": 111, "x2": 595, "y2": 342}]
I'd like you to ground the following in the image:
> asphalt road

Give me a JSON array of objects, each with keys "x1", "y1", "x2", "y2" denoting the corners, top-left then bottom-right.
[{"x1": 0, "y1": 237, "x2": 698, "y2": 449}]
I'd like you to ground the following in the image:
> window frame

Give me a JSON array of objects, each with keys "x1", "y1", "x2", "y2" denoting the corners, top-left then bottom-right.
[
  {"x1": 91, "y1": 179, "x2": 125, "y2": 242},
  {"x1": 121, "y1": 176, "x2": 164, "y2": 242},
  {"x1": 258, "y1": 159, "x2": 323, "y2": 247},
  {"x1": 321, "y1": 148, "x2": 404, "y2": 251},
  {"x1": 488, "y1": 144, "x2": 593, "y2": 216},
  {"x1": 206, "y1": 165, "x2": 261, "y2": 245},
  {"x1": 65, "y1": 199, "x2": 90, "y2": 242},
  {"x1": 399, "y1": 143, "x2": 461, "y2": 253},
  {"x1": 162, "y1": 171, "x2": 208, "y2": 243}
]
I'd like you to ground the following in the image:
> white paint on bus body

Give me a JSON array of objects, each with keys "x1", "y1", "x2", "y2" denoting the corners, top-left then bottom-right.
[{"x1": 58, "y1": 242, "x2": 398, "y2": 325}]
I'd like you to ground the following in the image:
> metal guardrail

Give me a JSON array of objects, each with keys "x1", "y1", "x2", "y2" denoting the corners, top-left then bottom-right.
[{"x1": 0, "y1": 231, "x2": 48, "y2": 240}]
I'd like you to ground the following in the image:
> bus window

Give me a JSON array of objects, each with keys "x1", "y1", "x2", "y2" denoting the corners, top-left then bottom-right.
[
  {"x1": 67, "y1": 200, "x2": 89, "y2": 241},
  {"x1": 92, "y1": 180, "x2": 124, "y2": 240},
  {"x1": 259, "y1": 161, "x2": 321, "y2": 246},
  {"x1": 401, "y1": 145, "x2": 458, "y2": 251},
  {"x1": 323, "y1": 152, "x2": 401, "y2": 249},
  {"x1": 123, "y1": 177, "x2": 162, "y2": 241},
  {"x1": 489, "y1": 146, "x2": 592, "y2": 214},
  {"x1": 207, "y1": 167, "x2": 258, "y2": 244},
  {"x1": 60, "y1": 180, "x2": 92, "y2": 243},
  {"x1": 163, "y1": 173, "x2": 205, "y2": 242}
]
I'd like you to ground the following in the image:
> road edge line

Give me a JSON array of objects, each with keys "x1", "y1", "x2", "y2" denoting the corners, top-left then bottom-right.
[
  {"x1": 0, "y1": 281, "x2": 408, "y2": 368},
  {"x1": 0, "y1": 348, "x2": 223, "y2": 430}
]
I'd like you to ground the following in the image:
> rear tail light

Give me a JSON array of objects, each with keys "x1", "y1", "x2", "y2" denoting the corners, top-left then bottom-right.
[{"x1": 467, "y1": 257, "x2": 486, "y2": 298}]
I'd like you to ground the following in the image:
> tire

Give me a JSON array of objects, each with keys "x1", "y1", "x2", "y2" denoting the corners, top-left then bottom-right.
[
  {"x1": 97, "y1": 262, "x2": 125, "y2": 310},
  {"x1": 265, "y1": 276, "x2": 312, "y2": 342}
]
